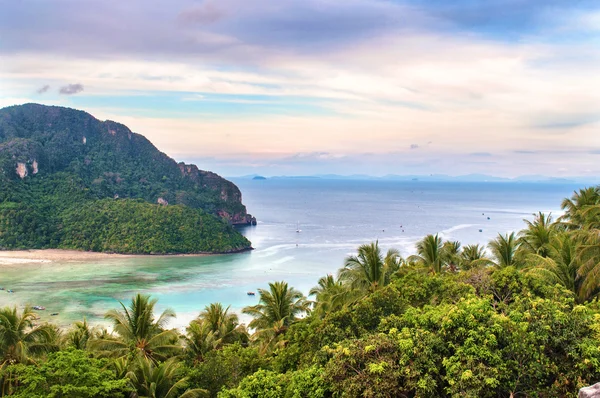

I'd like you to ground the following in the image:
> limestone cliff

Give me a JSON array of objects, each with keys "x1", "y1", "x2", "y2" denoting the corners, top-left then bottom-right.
[{"x1": 0, "y1": 103, "x2": 255, "y2": 225}]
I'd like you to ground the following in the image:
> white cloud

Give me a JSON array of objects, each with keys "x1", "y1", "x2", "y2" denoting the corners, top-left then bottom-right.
[{"x1": 1, "y1": 3, "x2": 599, "y2": 176}]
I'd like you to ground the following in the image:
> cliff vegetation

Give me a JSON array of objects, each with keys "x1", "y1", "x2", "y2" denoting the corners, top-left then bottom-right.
[{"x1": 0, "y1": 104, "x2": 253, "y2": 253}]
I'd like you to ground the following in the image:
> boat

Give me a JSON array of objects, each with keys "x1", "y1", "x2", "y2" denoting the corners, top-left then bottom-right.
[
  {"x1": 296, "y1": 221, "x2": 301, "y2": 233},
  {"x1": 0, "y1": 287, "x2": 4, "y2": 290},
  {"x1": 51, "y1": 313, "x2": 59, "y2": 316},
  {"x1": 247, "y1": 291, "x2": 256, "y2": 296},
  {"x1": 33, "y1": 306, "x2": 46, "y2": 310},
  {"x1": 479, "y1": 229, "x2": 483, "y2": 232},
  {"x1": 7, "y1": 289, "x2": 14, "y2": 293}
]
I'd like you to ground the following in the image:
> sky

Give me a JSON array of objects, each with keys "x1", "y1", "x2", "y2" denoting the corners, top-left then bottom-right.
[{"x1": 1, "y1": 0, "x2": 599, "y2": 178}]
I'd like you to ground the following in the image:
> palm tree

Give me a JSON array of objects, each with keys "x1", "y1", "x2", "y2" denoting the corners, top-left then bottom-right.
[
  {"x1": 91, "y1": 294, "x2": 181, "y2": 362},
  {"x1": 408, "y1": 234, "x2": 445, "y2": 274},
  {"x1": 574, "y1": 232, "x2": 600, "y2": 302},
  {"x1": 309, "y1": 274, "x2": 350, "y2": 317},
  {"x1": 339, "y1": 241, "x2": 402, "y2": 292},
  {"x1": 66, "y1": 318, "x2": 93, "y2": 350},
  {"x1": 526, "y1": 233, "x2": 592, "y2": 303},
  {"x1": 198, "y1": 303, "x2": 243, "y2": 342},
  {"x1": 519, "y1": 212, "x2": 557, "y2": 257},
  {"x1": 127, "y1": 357, "x2": 207, "y2": 398},
  {"x1": 460, "y1": 244, "x2": 491, "y2": 270},
  {"x1": 560, "y1": 187, "x2": 600, "y2": 228},
  {"x1": 489, "y1": 232, "x2": 521, "y2": 268},
  {"x1": 442, "y1": 240, "x2": 462, "y2": 272},
  {"x1": 242, "y1": 281, "x2": 308, "y2": 341},
  {"x1": 184, "y1": 303, "x2": 247, "y2": 363},
  {"x1": 0, "y1": 306, "x2": 58, "y2": 366}
]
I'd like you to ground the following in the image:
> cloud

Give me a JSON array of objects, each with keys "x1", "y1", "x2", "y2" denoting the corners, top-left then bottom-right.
[
  {"x1": 1, "y1": 1, "x2": 600, "y2": 178},
  {"x1": 36, "y1": 85, "x2": 50, "y2": 94},
  {"x1": 59, "y1": 83, "x2": 84, "y2": 95},
  {"x1": 514, "y1": 150, "x2": 537, "y2": 154},
  {"x1": 178, "y1": 1, "x2": 225, "y2": 25}
]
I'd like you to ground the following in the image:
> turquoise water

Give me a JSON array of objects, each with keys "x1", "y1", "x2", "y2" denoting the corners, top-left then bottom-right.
[{"x1": 0, "y1": 179, "x2": 583, "y2": 329}]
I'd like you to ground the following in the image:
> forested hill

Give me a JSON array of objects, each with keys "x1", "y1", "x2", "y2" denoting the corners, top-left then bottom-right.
[{"x1": 0, "y1": 103, "x2": 253, "y2": 254}]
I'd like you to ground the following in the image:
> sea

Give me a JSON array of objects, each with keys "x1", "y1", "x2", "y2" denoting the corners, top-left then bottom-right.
[{"x1": 0, "y1": 178, "x2": 584, "y2": 329}]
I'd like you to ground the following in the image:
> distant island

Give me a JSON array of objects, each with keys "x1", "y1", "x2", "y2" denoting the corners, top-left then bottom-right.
[
  {"x1": 0, "y1": 103, "x2": 256, "y2": 254},
  {"x1": 252, "y1": 176, "x2": 267, "y2": 180},
  {"x1": 233, "y1": 173, "x2": 595, "y2": 184}
]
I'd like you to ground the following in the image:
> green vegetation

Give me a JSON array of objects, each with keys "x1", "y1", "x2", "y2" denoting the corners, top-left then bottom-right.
[
  {"x1": 2, "y1": 187, "x2": 600, "y2": 396},
  {"x1": 0, "y1": 104, "x2": 253, "y2": 253}
]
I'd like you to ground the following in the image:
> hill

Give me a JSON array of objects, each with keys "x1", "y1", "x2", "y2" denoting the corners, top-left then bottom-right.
[{"x1": 0, "y1": 103, "x2": 255, "y2": 254}]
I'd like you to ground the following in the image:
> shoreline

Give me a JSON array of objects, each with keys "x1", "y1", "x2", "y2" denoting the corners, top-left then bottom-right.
[{"x1": 0, "y1": 248, "x2": 249, "y2": 267}]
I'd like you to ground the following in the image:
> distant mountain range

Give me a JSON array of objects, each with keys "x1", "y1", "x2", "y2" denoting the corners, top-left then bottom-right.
[{"x1": 234, "y1": 173, "x2": 597, "y2": 184}]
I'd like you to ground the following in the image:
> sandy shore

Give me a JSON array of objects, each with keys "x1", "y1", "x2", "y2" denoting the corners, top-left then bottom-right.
[
  {"x1": 0, "y1": 249, "x2": 226, "y2": 267},
  {"x1": 0, "y1": 249, "x2": 143, "y2": 265}
]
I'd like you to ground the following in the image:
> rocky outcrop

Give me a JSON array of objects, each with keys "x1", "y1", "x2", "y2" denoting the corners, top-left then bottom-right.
[
  {"x1": 178, "y1": 162, "x2": 255, "y2": 225},
  {"x1": 157, "y1": 197, "x2": 168, "y2": 206},
  {"x1": 16, "y1": 162, "x2": 27, "y2": 178},
  {"x1": 580, "y1": 383, "x2": 600, "y2": 398},
  {"x1": 218, "y1": 210, "x2": 257, "y2": 226}
]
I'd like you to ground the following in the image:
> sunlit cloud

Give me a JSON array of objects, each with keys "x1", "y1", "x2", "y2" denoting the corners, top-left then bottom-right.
[{"x1": 0, "y1": 0, "x2": 599, "y2": 177}]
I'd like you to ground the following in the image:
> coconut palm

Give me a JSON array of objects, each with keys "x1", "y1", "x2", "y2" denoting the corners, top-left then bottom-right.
[
  {"x1": 460, "y1": 244, "x2": 491, "y2": 270},
  {"x1": 489, "y1": 232, "x2": 521, "y2": 268},
  {"x1": 442, "y1": 240, "x2": 462, "y2": 272},
  {"x1": 91, "y1": 294, "x2": 181, "y2": 362},
  {"x1": 408, "y1": 234, "x2": 445, "y2": 274},
  {"x1": 339, "y1": 241, "x2": 403, "y2": 292},
  {"x1": 525, "y1": 233, "x2": 593, "y2": 303},
  {"x1": 575, "y1": 232, "x2": 600, "y2": 302},
  {"x1": 560, "y1": 187, "x2": 600, "y2": 228},
  {"x1": 519, "y1": 212, "x2": 557, "y2": 257},
  {"x1": 127, "y1": 357, "x2": 207, "y2": 398},
  {"x1": 309, "y1": 274, "x2": 350, "y2": 317},
  {"x1": 197, "y1": 303, "x2": 243, "y2": 341},
  {"x1": 242, "y1": 281, "x2": 308, "y2": 338},
  {"x1": 0, "y1": 306, "x2": 58, "y2": 366},
  {"x1": 184, "y1": 303, "x2": 247, "y2": 363},
  {"x1": 66, "y1": 318, "x2": 93, "y2": 350}
]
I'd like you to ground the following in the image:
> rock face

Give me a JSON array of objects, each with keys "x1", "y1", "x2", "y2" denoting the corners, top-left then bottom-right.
[
  {"x1": 0, "y1": 103, "x2": 255, "y2": 225},
  {"x1": 16, "y1": 162, "x2": 27, "y2": 178},
  {"x1": 580, "y1": 383, "x2": 600, "y2": 398}
]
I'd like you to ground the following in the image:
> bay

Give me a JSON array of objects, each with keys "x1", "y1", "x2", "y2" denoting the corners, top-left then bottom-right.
[{"x1": 0, "y1": 179, "x2": 583, "y2": 329}]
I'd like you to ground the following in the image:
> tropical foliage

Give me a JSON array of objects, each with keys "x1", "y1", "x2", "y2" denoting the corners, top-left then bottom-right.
[{"x1": 2, "y1": 187, "x2": 600, "y2": 396}]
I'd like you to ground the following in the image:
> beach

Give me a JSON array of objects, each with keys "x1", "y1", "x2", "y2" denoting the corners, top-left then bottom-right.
[
  {"x1": 0, "y1": 249, "x2": 214, "y2": 267},
  {"x1": 0, "y1": 249, "x2": 141, "y2": 266}
]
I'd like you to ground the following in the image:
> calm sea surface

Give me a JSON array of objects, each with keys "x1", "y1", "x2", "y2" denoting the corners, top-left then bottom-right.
[{"x1": 0, "y1": 179, "x2": 584, "y2": 328}]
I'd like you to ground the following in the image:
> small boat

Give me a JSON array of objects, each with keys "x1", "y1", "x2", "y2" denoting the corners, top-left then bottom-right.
[
  {"x1": 247, "y1": 291, "x2": 256, "y2": 296},
  {"x1": 0, "y1": 287, "x2": 4, "y2": 290},
  {"x1": 479, "y1": 229, "x2": 483, "y2": 232},
  {"x1": 33, "y1": 306, "x2": 46, "y2": 311},
  {"x1": 296, "y1": 221, "x2": 301, "y2": 233},
  {"x1": 50, "y1": 313, "x2": 59, "y2": 316},
  {"x1": 7, "y1": 289, "x2": 14, "y2": 293}
]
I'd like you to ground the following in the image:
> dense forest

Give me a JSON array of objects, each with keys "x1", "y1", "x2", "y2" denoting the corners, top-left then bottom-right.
[
  {"x1": 0, "y1": 104, "x2": 254, "y2": 253},
  {"x1": 2, "y1": 187, "x2": 600, "y2": 397}
]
